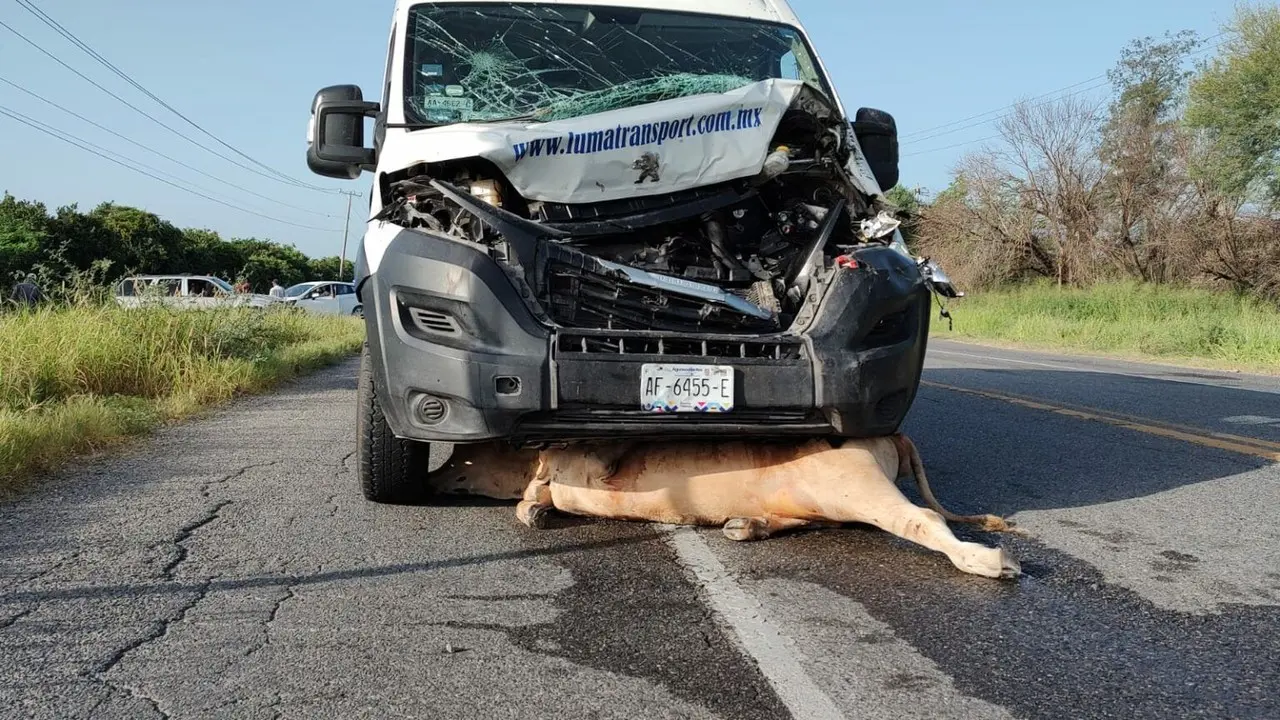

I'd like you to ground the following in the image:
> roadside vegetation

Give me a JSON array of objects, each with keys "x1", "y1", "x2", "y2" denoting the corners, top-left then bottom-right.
[
  {"x1": 932, "y1": 281, "x2": 1280, "y2": 373},
  {"x1": 895, "y1": 5, "x2": 1280, "y2": 371},
  {"x1": 1, "y1": 144, "x2": 367, "y2": 488},
  {"x1": 0, "y1": 275, "x2": 363, "y2": 490},
  {"x1": 0, "y1": 192, "x2": 352, "y2": 294}
]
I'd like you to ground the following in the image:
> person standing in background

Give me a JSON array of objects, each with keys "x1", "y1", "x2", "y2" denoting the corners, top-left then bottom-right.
[
  {"x1": 10, "y1": 274, "x2": 43, "y2": 308},
  {"x1": 269, "y1": 279, "x2": 285, "y2": 299}
]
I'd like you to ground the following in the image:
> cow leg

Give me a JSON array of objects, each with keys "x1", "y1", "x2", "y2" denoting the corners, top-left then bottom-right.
[
  {"x1": 869, "y1": 499, "x2": 1019, "y2": 579},
  {"x1": 515, "y1": 458, "x2": 554, "y2": 530},
  {"x1": 842, "y1": 476, "x2": 1020, "y2": 579},
  {"x1": 722, "y1": 516, "x2": 840, "y2": 542}
]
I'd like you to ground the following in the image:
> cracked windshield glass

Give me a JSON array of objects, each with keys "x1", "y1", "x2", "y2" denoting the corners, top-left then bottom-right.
[{"x1": 403, "y1": 3, "x2": 827, "y2": 126}]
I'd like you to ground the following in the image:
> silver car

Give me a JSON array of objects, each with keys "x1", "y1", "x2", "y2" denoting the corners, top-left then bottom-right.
[{"x1": 281, "y1": 281, "x2": 363, "y2": 316}]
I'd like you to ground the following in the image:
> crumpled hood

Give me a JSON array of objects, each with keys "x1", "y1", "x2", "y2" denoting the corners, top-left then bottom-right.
[{"x1": 380, "y1": 78, "x2": 868, "y2": 205}]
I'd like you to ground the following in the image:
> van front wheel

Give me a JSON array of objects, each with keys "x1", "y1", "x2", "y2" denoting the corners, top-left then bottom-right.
[{"x1": 356, "y1": 343, "x2": 429, "y2": 503}]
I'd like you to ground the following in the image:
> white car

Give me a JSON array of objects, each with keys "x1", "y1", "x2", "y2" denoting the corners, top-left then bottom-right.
[
  {"x1": 114, "y1": 275, "x2": 278, "y2": 309},
  {"x1": 281, "y1": 281, "x2": 363, "y2": 316}
]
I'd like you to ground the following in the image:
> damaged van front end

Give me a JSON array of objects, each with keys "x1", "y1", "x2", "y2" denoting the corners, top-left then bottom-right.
[{"x1": 307, "y1": 0, "x2": 961, "y2": 501}]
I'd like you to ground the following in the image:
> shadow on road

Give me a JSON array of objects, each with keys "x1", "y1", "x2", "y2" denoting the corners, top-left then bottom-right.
[
  {"x1": 0, "y1": 533, "x2": 651, "y2": 606},
  {"x1": 902, "y1": 368, "x2": 1275, "y2": 516}
]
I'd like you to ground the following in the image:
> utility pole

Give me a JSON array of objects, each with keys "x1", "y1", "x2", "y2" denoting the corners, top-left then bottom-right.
[{"x1": 338, "y1": 190, "x2": 361, "y2": 282}]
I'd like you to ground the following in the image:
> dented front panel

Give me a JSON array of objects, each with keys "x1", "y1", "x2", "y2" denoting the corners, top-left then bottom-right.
[{"x1": 346, "y1": 0, "x2": 935, "y2": 446}]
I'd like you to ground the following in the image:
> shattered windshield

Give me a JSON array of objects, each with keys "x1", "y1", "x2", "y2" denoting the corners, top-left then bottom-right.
[{"x1": 403, "y1": 3, "x2": 829, "y2": 126}]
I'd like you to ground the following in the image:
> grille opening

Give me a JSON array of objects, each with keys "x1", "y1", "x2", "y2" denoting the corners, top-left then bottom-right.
[
  {"x1": 407, "y1": 307, "x2": 458, "y2": 334},
  {"x1": 546, "y1": 263, "x2": 779, "y2": 334},
  {"x1": 556, "y1": 333, "x2": 803, "y2": 360}
]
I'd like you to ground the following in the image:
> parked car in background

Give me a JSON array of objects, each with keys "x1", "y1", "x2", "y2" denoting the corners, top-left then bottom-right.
[
  {"x1": 280, "y1": 281, "x2": 362, "y2": 316},
  {"x1": 114, "y1": 274, "x2": 279, "y2": 309}
]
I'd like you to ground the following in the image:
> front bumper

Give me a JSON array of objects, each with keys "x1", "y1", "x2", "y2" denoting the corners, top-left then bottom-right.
[{"x1": 361, "y1": 227, "x2": 931, "y2": 445}]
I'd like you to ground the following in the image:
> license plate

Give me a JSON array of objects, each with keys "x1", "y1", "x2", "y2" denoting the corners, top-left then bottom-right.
[{"x1": 640, "y1": 364, "x2": 734, "y2": 413}]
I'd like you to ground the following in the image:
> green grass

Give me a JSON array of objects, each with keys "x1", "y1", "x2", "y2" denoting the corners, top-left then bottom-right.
[
  {"x1": 931, "y1": 281, "x2": 1280, "y2": 373},
  {"x1": 0, "y1": 304, "x2": 364, "y2": 490}
]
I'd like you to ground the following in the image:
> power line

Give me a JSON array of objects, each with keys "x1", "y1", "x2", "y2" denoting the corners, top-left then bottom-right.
[
  {"x1": 907, "y1": 79, "x2": 1113, "y2": 146},
  {"x1": 901, "y1": 31, "x2": 1229, "y2": 143},
  {"x1": 0, "y1": 75, "x2": 337, "y2": 221},
  {"x1": 0, "y1": 104, "x2": 341, "y2": 233},
  {"x1": 0, "y1": 18, "x2": 312, "y2": 193},
  {"x1": 4, "y1": 106, "x2": 319, "y2": 226},
  {"x1": 901, "y1": 37, "x2": 1231, "y2": 159},
  {"x1": 902, "y1": 134, "x2": 1002, "y2": 159},
  {"x1": 0, "y1": 17, "x2": 341, "y2": 200},
  {"x1": 900, "y1": 76, "x2": 1109, "y2": 141},
  {"x1": 12, "y1": 0, "x2": 340, "y2": 194}
]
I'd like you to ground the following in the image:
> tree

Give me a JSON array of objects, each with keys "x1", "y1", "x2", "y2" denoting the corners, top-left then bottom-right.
[
  {"x1": 0, "y1": 191, "x2": 339, "y2": 296},
  {"x1": 307, "y1": 256, "x2": 355, "y2": 281},
  {"x1": 0, "y1": 193, "x2": 49, "y2": 282},
  {"x1": 1186, "y1": 4, "x2": 1280, "y2": 208},
  {"x1": 1099, "y1": 31, "x2": 1202, "y2": 282},
  {"x1": 916, "y1": 158, "x2": 1054, "y2": 290},
  {"x1": 231, "y1": 239, "x2": 311, "y2": 290},
  {"x1": 914, "y1": 93, "x2": 1108, "y2": 290},
  {"x1": 998, "y1": 95, "x2": 1107, "y2": 286},
  {"x1": 910, "y1": 17, "x2": 1280, "y2": 303},
  {"x1": 89, "y1": 203, "x2": 187, "y2": 273}
]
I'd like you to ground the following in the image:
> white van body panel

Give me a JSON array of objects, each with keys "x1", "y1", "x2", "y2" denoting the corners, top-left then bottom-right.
[{"x1": 357, "y1": 0, "x2": 882, "y2": 271}]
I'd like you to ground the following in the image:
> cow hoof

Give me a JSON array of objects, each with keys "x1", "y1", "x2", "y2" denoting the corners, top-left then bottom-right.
[
  {"x1": 527, "y1": 505, "x2": 551, "y2": 529},
  {"x1": 981, "y1": 515, "x2": 1017, "y2": 533},
  {"x1": 722, "y1": 518, "x2": 763, "y2": 542},
  {"x1": 999, "y1": 548, "x2": 1022, "y2": 579},
  {"x1": 954, "y1": 546, "x2": 1020, "y2": 579},
  {"x1": 516, "y1": 502, "x2": 552, "y2": 530}
]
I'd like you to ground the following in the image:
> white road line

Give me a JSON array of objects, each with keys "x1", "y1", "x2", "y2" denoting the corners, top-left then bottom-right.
[
  {"x1": 1222, "y1": 415, "x2": 1280, "y2": 426},
  {"x1": 928, "y1": 348, "x2": 1087, "y2": 371},
  {"x1": 664, "y1": 527, "x2": 846, "y2": 720}
]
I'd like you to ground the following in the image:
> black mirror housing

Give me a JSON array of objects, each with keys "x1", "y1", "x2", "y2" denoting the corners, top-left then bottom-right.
[
  {"x1": 851, "y1": 108, "x2": 900, "y2": 193},
  {"x1": 307, "y1": 85, "x2": 380, "y2": 179}
]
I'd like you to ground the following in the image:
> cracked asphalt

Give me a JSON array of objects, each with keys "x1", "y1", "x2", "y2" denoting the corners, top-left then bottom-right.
[{"x1": 1, "y1": 339, "x2": 1278, "y2": 719}]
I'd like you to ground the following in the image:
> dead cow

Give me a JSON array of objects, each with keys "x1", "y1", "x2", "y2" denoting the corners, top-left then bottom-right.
[{"x1": 429, "y1": 434, "x2": 1020, "y2": 580}]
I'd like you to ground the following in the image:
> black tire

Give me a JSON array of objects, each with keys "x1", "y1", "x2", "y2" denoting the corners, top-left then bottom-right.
[
  {"x1": 352, "y1": 305, "x2": 363, "y2": 319},
  {"x1": 356, "y1": 342, "x2": 429, "y2": 503}
]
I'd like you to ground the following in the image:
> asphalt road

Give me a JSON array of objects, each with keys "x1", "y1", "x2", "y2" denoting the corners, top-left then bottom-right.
[{"x1": 2, "y1": 338, "x2": 1278, "y2": 719}]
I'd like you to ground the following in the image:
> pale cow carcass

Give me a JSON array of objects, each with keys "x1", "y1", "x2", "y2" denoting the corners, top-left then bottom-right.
[{"x1": 428, "y1": 434, "x2": 1021, "y2": 580}]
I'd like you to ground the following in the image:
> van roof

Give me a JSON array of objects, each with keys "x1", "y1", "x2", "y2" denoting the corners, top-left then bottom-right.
[{"x1": 394, "y1": 0, "x2": 802, "y2": 26}]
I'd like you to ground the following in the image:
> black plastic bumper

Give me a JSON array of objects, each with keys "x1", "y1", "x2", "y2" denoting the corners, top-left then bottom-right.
[{"x1": 361, "y1": 228, "x2": 930, "y2": 446}]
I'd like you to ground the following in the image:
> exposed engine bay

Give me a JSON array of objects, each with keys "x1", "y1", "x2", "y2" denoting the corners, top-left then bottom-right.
[{"x1": 373, "y1": 85, "x2": 909, "y2": 334}]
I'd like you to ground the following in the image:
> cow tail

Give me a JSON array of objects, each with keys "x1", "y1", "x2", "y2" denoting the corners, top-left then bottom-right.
[{"x1": 893, "y1": 433, "x2": 1015, "y2": 533}]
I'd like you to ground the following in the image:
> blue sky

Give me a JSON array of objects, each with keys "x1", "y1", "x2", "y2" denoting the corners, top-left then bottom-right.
[{"x1": 0, "y1": 0, "x2": 1239, "y2": 259}]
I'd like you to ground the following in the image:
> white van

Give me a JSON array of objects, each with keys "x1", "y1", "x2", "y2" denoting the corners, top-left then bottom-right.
[
  {"x1": 113, "y1": 274, "x2": 277, "y2": 310},
  {"x1": 305, "y1": 0, "x2": 961, "y2": 502}
]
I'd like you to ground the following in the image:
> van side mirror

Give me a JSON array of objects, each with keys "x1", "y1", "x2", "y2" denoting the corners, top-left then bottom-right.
[
  {"x1": 307, "y1": 85, "x2": 380, "y2": 179},
  {"x1": 851, "y1": 108, "x2": 899, "y2": 192}
]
